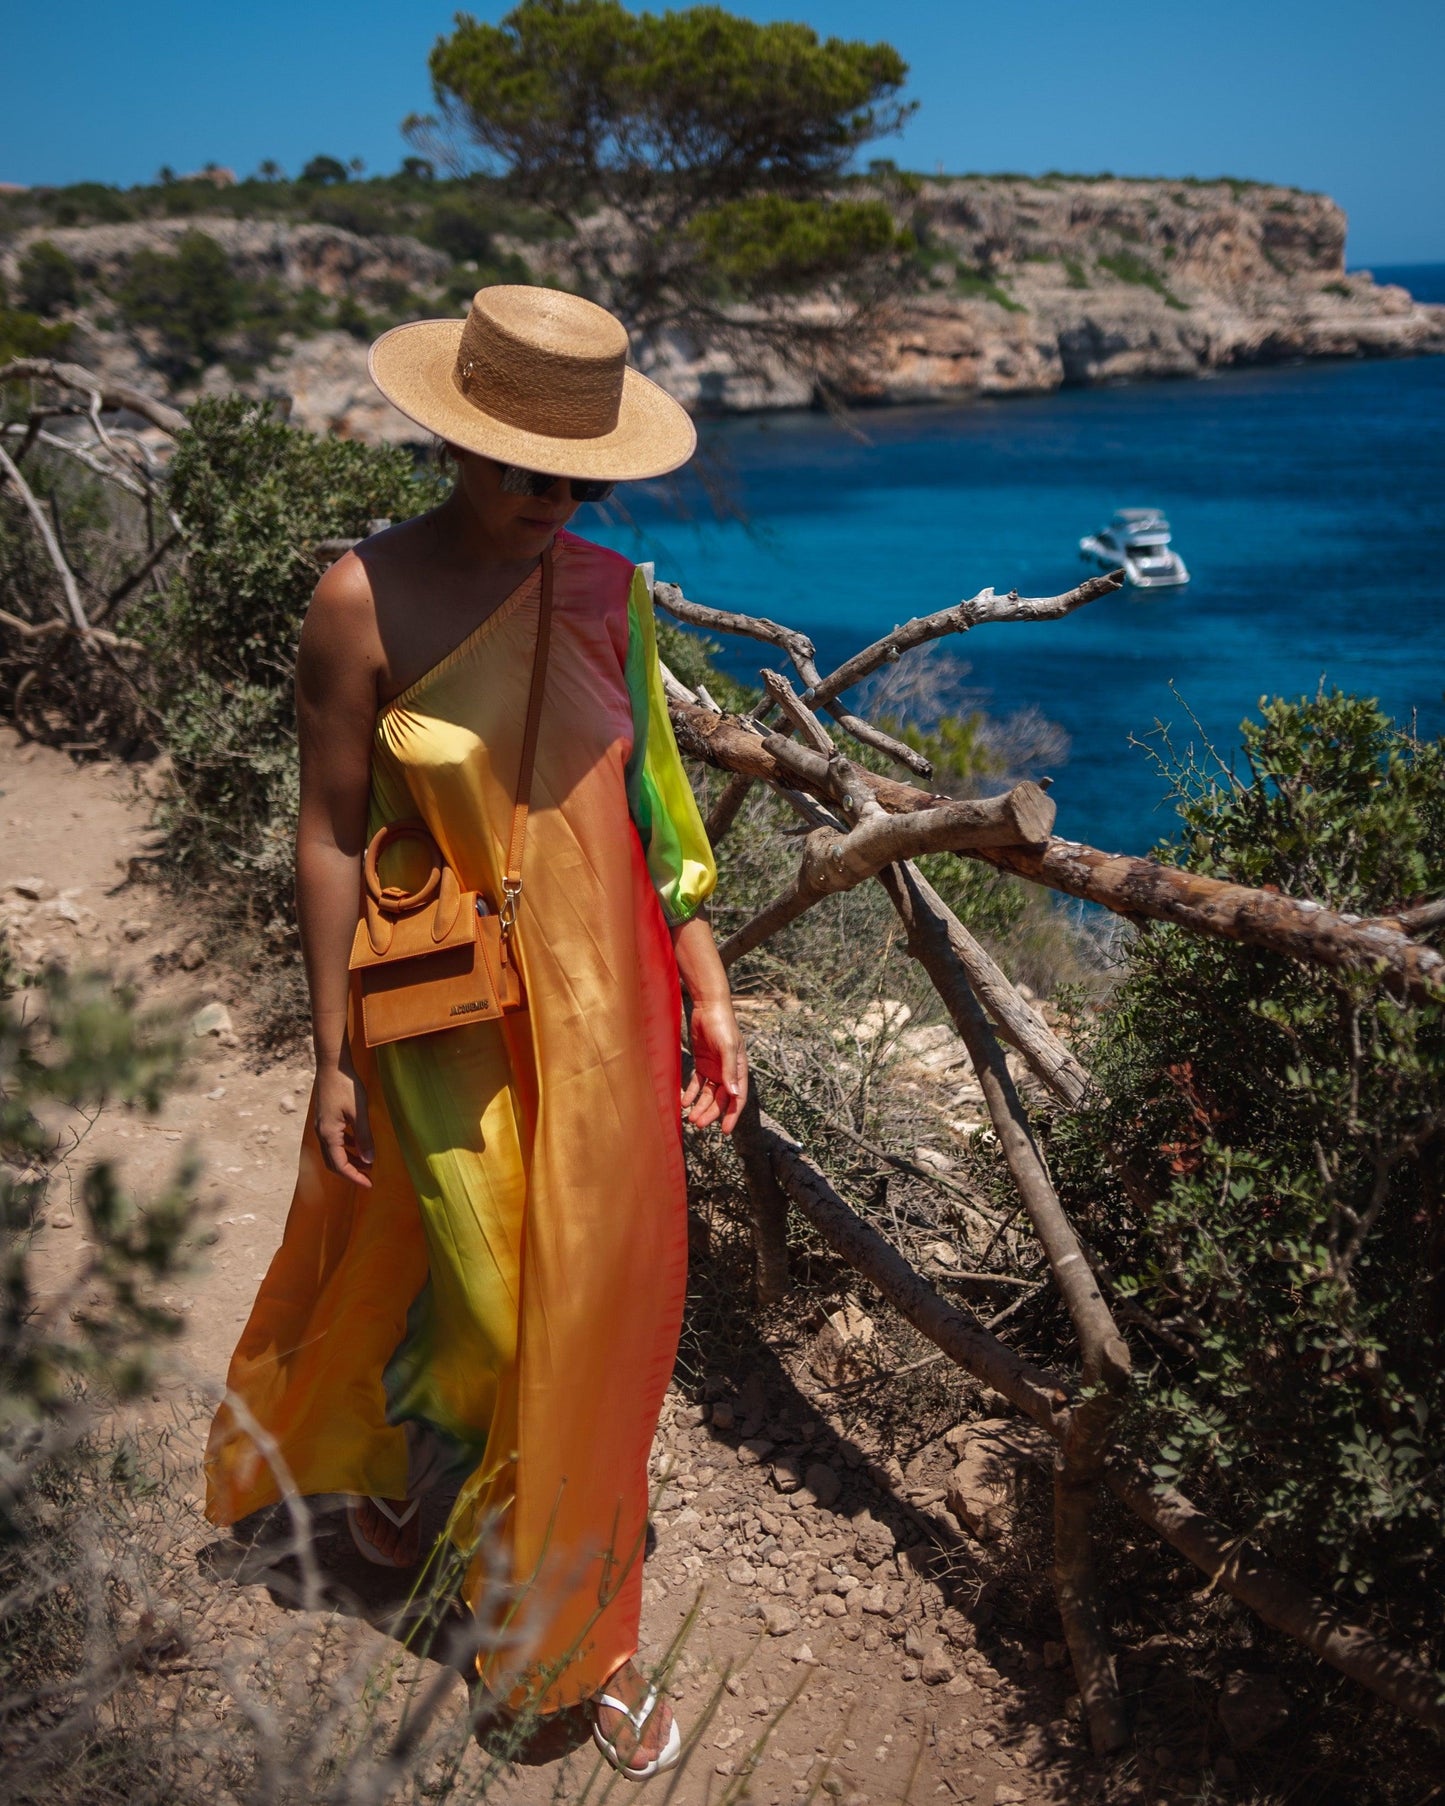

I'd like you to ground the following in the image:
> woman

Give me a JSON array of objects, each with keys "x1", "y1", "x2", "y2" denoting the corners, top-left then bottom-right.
[{"x1": 204, "y1": 286, "x2": 746, "y2": 1779}]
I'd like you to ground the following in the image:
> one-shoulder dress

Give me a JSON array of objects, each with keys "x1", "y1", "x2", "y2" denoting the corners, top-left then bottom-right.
[{"x1": 203, "y1": 530, "x2": 717, "y2": 1713}]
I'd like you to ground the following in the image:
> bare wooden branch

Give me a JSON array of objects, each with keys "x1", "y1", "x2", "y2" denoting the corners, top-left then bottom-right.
[
  {"x1": 0, "y1": 608, "x2": 144, "y2": 654},
  {"x1": 1, "y1": 423, "x2": 151, "y2": 500},
  {"x1": 0, "y1": 443, "x2": 90, "y2": 633},
  {"x1": 704, "y1": 769, "x2": 756, "y2": 847},
  {"x1": 879, "y1": 862, "x2": 1129, "y2": 1385},
  {"x1": 901, "y1": 864, "x2": 1091, "y2": 1108},
  {"x1": 986, "y1": 838, "x2": 1445, "y2": 1005},
  {"x1": 810, "y1": 571, "x2": 1126, "y2": 710},
  {"x1": 878, "y1": 858, "x2": 1130, "y2": 1749},
  {"x1": 0, "y1": 359, "x2": 188, "y2": 438},
  {"x1": 669, "y1": 696, "x2": 1445, "y2": 1003},
  {"x1": 1387, "y1": 896, "x2": 1445, "y2": 934},
  {"x1": 757, "y1": 1109, "x2": 1066, "y2": 1426},
  {"x1": 1107, "y1": 1460, "x2": 1445, "y2": 1736},
  {"x1": 732, "y1": 1087, "x2": 791, "y2": 1303},
  {"x1": 654, "y1": 581, "x2": 932, "y2": 775},
  {"x1": 762, "y1": 1110, "x2": 1445, "y2": 1736},
  {"x1": 718, "y1": 788, "x2": 1055, "y2": 968}
]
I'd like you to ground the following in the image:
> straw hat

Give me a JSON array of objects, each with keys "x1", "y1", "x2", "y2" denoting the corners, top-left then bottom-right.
[{"x1": 367, "y1": 285, "x2": 696, "y2": 482}]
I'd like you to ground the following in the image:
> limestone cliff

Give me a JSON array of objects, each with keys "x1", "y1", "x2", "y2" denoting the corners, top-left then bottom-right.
[{"x1": 3, "y1": 177, "x2": 1439, "y2": 440}]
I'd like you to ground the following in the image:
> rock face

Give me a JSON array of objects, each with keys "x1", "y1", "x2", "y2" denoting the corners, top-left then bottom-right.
[
  {"x1": 0, "y1": 215, "x2": 448, "y2": 306},
  {"x1": 7, "y1": 178, "x2": 1440, "y2": 441}
]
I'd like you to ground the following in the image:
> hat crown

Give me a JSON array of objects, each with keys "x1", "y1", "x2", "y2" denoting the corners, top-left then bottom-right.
[{"x1": 453, "y1": 287, "x2": 629, "y2": 442}]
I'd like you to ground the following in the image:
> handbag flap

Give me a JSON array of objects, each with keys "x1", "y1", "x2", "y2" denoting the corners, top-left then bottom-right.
[{"x1": 349, "y1": 892, "x2": 478, "y2": 971}]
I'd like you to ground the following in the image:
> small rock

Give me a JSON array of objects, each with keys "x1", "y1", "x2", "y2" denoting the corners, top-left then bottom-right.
[
  {"x1": 945, "y1": 1419, "x2": 1050, "y2": 1542},
  {"x1": 994, "y1": 1788, "x2": 1025, "y2": 1805},
  {"x1": 903, "y1": 1626, "x2": 926, "y2": 1658},
  {"x1": 710, "y1": 1401, "x2": 736, "y2": 1431},
  {"x1": 727, "y1": 1559, "x2": 758, "y2": 1586},
  {"x1": 920, "y1": 1646, "x2": 954, "y2": 1685},
  {"x1": 808, "y1": 1297, "x2": 875, "y2": 1387},
  {"x1": 54, "y1": 897, "x2": 83, "y2": 926},
  {"x1": 852, "y1": 1513, "x2": 897, "y2": 1568},
  {"x1": 121, "y1": 918, "x2": 151, "y2": 941},
  {"x1": 190, "y1": 1001, "x2": 234, "y2": 1038},
  {"x1": 900, "y1": 1661, "x2": 918, "y2": 1681},
  {"x1": 792, "y1": 1643, "x2": 817, "y2": 1664},
  {"x1": 10, "y1": 877, "x2": 50, "y2": 900},
  {"x1": 204, "y1": 1086, "x2": 226, "y2": 1101},
  {"x1": 179, "y1": 937, "x2": 207, "y2": 971},
  {"x1": 737, "y1": 1438, "x2": 774, "y2": 1466},
  {"x1": 1217, "y1": 1673, "x2": 1290, "y2": 1751},
  {"x1": 923, "y1": 1241, "x2": 959, "y2": 1267},
  {"x1": 761, "y1": 1602, "x2": 799, "y2": 1637},
  {"x1": 821, "y1": 1593, "x2": 848, "y2": 1617},
  {"x1": 278, "y1": 1093, "x2": 298, "y2": 1114},
  {"x1": 804, "y1": 1462, "x2": 842, "y2": 1508}
]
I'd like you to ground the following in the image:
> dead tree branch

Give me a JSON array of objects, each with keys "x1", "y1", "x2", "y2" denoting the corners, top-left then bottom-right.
[
  {"x1": 757, "y1": 1112, "x2": 1445, "y2": 1738},
  {"x1": 1107, "y1": 1461, "x2": 1445, "y2": 1736},
  {"x1": 0, "y1": 359, "x2": 188, "y2": 438},
  {"x1": 718, "y1": 786, "x2": 1055, "y2": 969},
  {"x1": 0, "y1": 442, "x2": 90, "y2": 633},
  {"x1": 669, "y1": 696, "x2": 1445, "y2": 1002},
  {"x1": 655, "y1": 581, "x2": 932, "y2": 775},
  {"x1": 808, "y1": 571, "x2": 1126, "y2": 711},
  {"x1": 879, "y1": 859, "x2": 1130, "y2": 1750}
]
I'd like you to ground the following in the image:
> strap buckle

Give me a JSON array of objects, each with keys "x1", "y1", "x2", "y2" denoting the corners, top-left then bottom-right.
[{"x1": 499, "y1": 878, "x2": 523, "y2": 934}]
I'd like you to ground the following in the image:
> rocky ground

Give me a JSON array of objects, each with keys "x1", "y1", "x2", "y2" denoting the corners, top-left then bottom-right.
[{"x1": 7, "y1": 726, "x2": 1281, "y2": 1805}]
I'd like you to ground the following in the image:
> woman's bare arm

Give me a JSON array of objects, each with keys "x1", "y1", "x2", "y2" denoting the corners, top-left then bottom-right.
[
  {"x1": 295, "y1": 553, "x2": 385, "y2": 1186},
  {"x1": 671, "y1": 913, "x2": 747, "y2": 1135}
]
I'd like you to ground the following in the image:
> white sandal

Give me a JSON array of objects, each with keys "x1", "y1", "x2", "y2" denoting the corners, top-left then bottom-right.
[
  {"x1": 346, "y1": 1494, "x2": 421, "y2": 1568},
  {"x1": 591, "y1": 1683, "x2": 682, "y2": 1781}
]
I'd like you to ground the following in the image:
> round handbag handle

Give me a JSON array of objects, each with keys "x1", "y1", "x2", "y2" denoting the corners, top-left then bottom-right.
[{"x1": 364, "y1": 820, "x2": 443, "y2": 913}]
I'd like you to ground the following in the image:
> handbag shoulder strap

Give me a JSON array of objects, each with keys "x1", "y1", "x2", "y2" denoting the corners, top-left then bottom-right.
[{"x1": 500, "y1": 543, "x2": 553, "y2": 920}]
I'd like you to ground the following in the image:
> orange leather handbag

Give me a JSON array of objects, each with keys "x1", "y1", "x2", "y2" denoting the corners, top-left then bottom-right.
[{"x1": 347, "y1": 547, "x2": 554, "y2": 1048}]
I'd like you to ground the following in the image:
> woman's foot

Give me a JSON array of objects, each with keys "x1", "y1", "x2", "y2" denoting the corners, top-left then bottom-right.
[
  {"x1": 348, "y1": 1495, "x2": 421, "y2": 1566},
  {"x1": 592, "y1": 1659, "x2": 675, "y2": 1772}
]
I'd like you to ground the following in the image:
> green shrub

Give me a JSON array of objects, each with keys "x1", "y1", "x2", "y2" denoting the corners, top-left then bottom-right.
[
  {"x1": 1, "y1": 947, "x2": 198, "y2": 1535},
  {"x1": 0, "y1": 308, "x2": 72, "y2": 364},
  {"x1": 133, "y1": 397, "x2": 445, "y2": 937},
  {"x1": 17, "y1": 240, "x2": 79, "y2": 316},
  {"x1": 688, "y1": 194, "x2": 908, "y2": 298},
  {"x1": 950, "y1": 266, "x2": 1024, "y2": 311},
  {"x1": 116, "y1": 231, "x2": 239, "y2": 371},
  {"x1": 1051, "y1": 691, "x2": 1445, "y2": 1651},
  {"x1": 1097, "y1": 249, "x2": 1188, "y2": 310}
]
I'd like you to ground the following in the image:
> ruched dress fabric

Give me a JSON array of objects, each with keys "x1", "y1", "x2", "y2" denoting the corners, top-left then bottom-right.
[{"x1": 203, "y1": 531, "x2": 716, "y2": 1713}]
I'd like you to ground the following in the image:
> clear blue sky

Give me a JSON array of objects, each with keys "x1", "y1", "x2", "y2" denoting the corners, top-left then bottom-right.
[{"x1": 3, "y1": 0, "x2": 1441, "y2": 264}]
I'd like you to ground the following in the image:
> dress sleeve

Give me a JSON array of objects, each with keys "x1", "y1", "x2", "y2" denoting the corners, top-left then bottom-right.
[{"x1": 623, "y1": 564, "x2": 718, "y2": 927}]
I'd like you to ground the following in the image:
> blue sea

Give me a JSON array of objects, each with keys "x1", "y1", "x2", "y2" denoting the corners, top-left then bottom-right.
[{"x1": 592, "y1": 263, "x2": 1445, "y2": 857}]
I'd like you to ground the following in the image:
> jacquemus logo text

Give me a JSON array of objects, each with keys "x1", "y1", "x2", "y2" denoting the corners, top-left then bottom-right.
[{"x1": 450, "y1": 999, "x2": 490, "y2": 1016}]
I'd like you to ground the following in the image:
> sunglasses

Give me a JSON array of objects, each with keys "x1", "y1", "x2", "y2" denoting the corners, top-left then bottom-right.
[{"x1": 495, "y1": 461, "x2": 616, "y2": 504}]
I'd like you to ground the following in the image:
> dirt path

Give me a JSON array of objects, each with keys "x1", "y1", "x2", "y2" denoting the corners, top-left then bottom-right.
[{"x1": 7, "y1": 727, "x2": 1101, "y2": 1806}]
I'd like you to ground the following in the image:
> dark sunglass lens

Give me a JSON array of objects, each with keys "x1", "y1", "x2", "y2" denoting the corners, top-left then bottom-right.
[{"x1": 570, "y1": 479, "x2": 616, "y2": 503}]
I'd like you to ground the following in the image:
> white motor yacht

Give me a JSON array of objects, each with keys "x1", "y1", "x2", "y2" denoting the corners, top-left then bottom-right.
[{"x1": 1080, "y1": 509, "x2": 1190, "y2": 588}]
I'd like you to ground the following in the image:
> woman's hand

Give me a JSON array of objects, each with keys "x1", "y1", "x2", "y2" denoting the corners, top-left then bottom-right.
[
  {"x1": 684, "y1": 994, "x2": 747, "y2": 1134},
  {"x1": 314, "y1": 1050, "x2": 375, "y2": 1187}
]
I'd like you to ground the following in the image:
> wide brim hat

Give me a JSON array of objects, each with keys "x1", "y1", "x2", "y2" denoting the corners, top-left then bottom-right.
[{"x1": 367, "y1": 285, "x2": 696, "y2": 482}]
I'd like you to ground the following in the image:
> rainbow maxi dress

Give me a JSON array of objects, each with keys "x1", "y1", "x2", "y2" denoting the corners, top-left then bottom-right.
[{"x1": 204, "y1": 530, "x2": 717, "y2": 1713}]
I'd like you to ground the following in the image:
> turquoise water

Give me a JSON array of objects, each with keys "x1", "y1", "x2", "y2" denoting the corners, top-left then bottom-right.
[{"x1": 591, "y1": 309, "x2": 1445, "y2": 857}]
